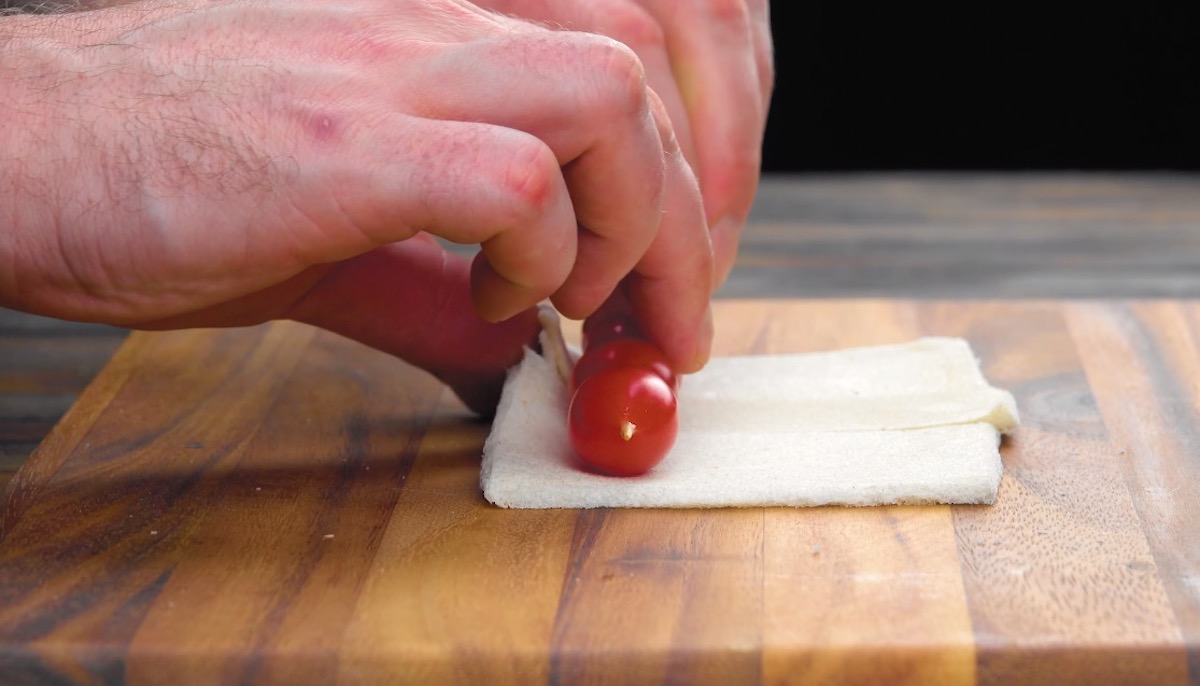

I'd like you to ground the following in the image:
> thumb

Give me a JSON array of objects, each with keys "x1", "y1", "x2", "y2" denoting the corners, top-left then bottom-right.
[{"x1": 288, "y1": 236, "x2": 539, "y2": 416}]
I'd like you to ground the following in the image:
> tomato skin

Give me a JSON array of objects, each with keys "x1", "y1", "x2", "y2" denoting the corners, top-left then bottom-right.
[
  {"x1": 568, "y1": 368, "x2": 679, "y2": 476},
  {"x1": 571, "y1": 338, "x2": 677, "y2": 391}
]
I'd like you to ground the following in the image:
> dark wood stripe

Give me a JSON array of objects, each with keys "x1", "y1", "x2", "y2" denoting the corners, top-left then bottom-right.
[
  {"x1": 1069, "y1": 302, "x2": 1200, "y2": 684},
  {"x1": 916, "y1": 301, "x2": 1189, "y2": 685},
  {"x1": 549, "y1": 507, "x2": 765, "y2": 683},
  {"x1": 0, "y1": 313, "x2": 126, "y2": 491},
  {"x1": 0, "y1": 324, "x2": 444, "y2": 682}
]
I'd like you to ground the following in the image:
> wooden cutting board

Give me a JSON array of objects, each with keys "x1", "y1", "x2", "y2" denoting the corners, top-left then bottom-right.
[{"x1": 1, "y1": 300, "x2": 1197, "y2": 685}]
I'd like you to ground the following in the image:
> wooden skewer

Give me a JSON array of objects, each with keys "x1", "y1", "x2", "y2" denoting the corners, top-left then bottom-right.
[{"x1": 536, "y1": 303, "x2": 573, "y2": 387}]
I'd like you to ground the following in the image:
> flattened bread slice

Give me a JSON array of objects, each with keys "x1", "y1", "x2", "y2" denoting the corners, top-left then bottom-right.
[{"x1": 480, "y1": 337, "x2": 1018, "y2": 509}]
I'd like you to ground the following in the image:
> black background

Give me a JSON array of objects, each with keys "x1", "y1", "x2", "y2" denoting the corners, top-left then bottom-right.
[{"x1": 761, "y1": 5, "x2": 1200, "y2": 172}]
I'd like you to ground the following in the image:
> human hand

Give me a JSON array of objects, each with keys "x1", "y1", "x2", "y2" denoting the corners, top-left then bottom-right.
[
  {"x1": 0, "y1": 0, "x2": 714, "y2": 413},
  {"x1": 471, "y1": 0, "x2": 775, "y2": 285}
]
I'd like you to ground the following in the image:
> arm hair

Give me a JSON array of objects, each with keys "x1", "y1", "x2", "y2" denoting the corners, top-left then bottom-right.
[{"x1": 1, "y1": 0, "x2": 131, "y2": 14}]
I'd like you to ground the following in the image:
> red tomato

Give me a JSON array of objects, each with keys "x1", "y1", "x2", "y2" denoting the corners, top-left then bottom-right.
[
  {"x1": 568, "y1": 368, "x2": 678, "y2": 476},
  {"x1": 581, "y1": 311, "x2": 643, "y2": 350},
  {"x1": 571, "y1": 338, "x2": 677, "y2": 391}
]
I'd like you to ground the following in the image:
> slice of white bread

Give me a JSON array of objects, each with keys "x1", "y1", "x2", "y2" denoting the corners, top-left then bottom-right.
[{"x1": 480, "y1": 338, "x2": 1018, "y2": 509}]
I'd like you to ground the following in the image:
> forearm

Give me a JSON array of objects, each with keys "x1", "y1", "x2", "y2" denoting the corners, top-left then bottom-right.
[
  {"x1": 2, "y1": 0, "x2": 126, "y2": 14},
  {"x1": 2, "y1": 1, "x2": 71, "y2": 14}
]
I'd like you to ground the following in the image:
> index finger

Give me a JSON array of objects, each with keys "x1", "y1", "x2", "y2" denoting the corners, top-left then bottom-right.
[{"x1": 621, "y1": 95, "x2": 715, "y2": 373}]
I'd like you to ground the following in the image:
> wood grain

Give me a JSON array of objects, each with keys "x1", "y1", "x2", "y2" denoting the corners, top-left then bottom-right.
[
  {"x1": 922, "y1": 302, "x2": 1187, "y2": 685},
  {"x1": 722, "y1": 174, "x2": 1200, "y2": 299},
  {"x1": 0, "y1": 312, "x2": 126, "y2": 491},
  {"x1": 1, "y1": 299, "x2": 1197, "y2": 685},
  {"x1": 1067, "y1": 302, "x2": 1200, "y2": 680}
]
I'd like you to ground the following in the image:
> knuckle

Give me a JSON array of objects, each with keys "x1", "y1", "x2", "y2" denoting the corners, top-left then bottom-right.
[
  {"x1": 704, "y1": 0, "x2": 752, "y2": 27},
  {"x1": 339, "y1": 30, "x2": 396, "y2": 65},
  {"x1": 577, "y1": 33, "x2": 648, "y2": 119},
  {"x1": 593, "y1": 5, "x2": 667, "y2": 55},
  {"x1": 496, "y1": 137, "x2": 560, "y2": 225}
]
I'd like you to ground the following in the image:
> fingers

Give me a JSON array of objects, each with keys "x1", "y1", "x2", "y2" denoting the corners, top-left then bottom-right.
[
  {"x1": 472, "y1": 0, "x2": 700, "y2": 173},
  {"x1": 579, "y1": 99, "x2": 715, "y2": 374},
  {"x1": 301, "y1": 117, "x2": 580, "y2": 323},
  {"x1": 623, "y1": 128, "x2": 715, "y2": 373},
  {"x1": 132, "y1": 234, "x2": 543, "y2": 416},
  {"x1": 633, "y1": 0, "x2": 774, "y2": 286},
  {"x1": 279, "y1": 23, "x2": 715, "y2": 372},
  {"x1": 401, "y1": 31, "x2": 672, "y2": 320},
  {"x1": 470, "y1": 0, "x2": 774, "y2": 289},
  {"x1": 742, "y1": 0, "x2": 777, "y2": 113},
  {"x1": 380, "y1": 27, "x2": 712, "y2": 370},
  {"x1": 391, "y1": 15, "x2": 717, "y2": 366}
]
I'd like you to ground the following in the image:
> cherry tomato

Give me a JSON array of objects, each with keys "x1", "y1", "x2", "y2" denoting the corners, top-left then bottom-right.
[
  {"x1": 568, "y1": 368, "x2": 678, "y2": 476},
  {"x1": 581, "y1": 310, "x2": 643, "y2": 350},
  {"x1": 571, "y1": 338, "x2": 677, "y2": 391}
]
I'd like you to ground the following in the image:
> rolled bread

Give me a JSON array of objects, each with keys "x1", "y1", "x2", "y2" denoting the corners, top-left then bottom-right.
[{"x1": 480, "y1": 337, "x2": 1018, "y2": 509}]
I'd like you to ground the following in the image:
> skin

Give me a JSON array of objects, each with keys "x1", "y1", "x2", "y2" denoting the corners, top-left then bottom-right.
[
  {"x1": 0, "y1": 0, "x2": 772, "y2": 414},
  {"x1": 473, "y1": 0, "x2": 775, "y2": 286}
]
